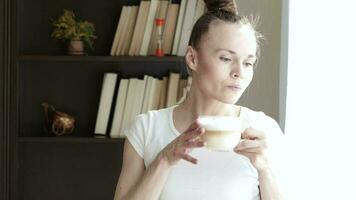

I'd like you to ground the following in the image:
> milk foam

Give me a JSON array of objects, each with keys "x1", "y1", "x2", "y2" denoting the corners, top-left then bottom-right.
[{"x1": 198, "y1": 116, "x2": 243, "y2": 131}]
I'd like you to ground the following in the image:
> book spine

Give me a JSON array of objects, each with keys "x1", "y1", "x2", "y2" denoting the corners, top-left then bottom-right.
[
  {"x1": 110, "y1": 79, "x2": 129, "y2": 138},
  {"x1": 94, "y1": 73, "x2": 118, "y2": 136}
]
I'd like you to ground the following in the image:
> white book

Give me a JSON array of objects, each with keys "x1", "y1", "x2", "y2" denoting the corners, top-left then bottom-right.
[
  {"x1": 193, "y1": 0, "x2": 205, "y2": 24},
  {"x1": 141, "y1": 75, "x2": 153, "y2": 113},
  {"x1": 115, "y1": 6, "x2": 131, "y2": 56},
  {"x1": 109, "y1": 79, "x2": 129, "y2": 138},
  {"x1": 147, "y1": 78, "x2": 161, "y2": 111},
  {"x1": 110, "y1": 8, "x2": 126, "y2": 56},
  {"x1": 130, "y1": 79, "x2": 146, "y2": 121},
  {"x1": 120, "y1": 6, "x2": 139, "y2": 55},
  {"x1": 139, "y1": 0, "x2": 160, "y2": 56},
  {"x1": 177, "y1": 0, "x2": 197, "y2": 56},
  {"x1": 129, "y1": 1, "x2": 150, "y2": 56},
  {"x1": 163, "y1": 3, "x2": 180, "y2": 55},
  {"x1": 166, "y1": 73, "x2": 181, "y2": 107},
  {"x1": 120, "y1": 78, "x2": 138, "y2": 135},
  {"x1": 171, "y1": 0, "x2": 187, "y2": 55},
  {"x1": 158, "y1": 76, "x2": 168, "y2": 109},
  {"x1": 94, "y1": 73, "x2": 118, "y2": 136}
]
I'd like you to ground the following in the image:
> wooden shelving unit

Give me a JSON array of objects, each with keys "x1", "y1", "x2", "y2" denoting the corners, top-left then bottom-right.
[{"x1": 13, "y1": 0, "x2": 185, "y2": 199}]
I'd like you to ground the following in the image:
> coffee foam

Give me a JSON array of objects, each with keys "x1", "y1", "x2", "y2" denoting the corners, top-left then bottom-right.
[{"x1": 198, "y1": 116, "x2": 243, "y2": 131}]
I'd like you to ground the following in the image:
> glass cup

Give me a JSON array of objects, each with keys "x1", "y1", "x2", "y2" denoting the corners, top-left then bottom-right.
[{"x1": 198, "y1": 116, "x2": 244, "y2": 151}]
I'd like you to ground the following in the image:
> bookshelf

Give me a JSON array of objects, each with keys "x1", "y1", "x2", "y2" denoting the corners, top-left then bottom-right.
[{"x1": 13, "y1": 0, "x2": 187, "y2": 199}]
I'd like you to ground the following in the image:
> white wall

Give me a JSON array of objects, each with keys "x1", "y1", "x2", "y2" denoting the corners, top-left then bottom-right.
[{"x1": 285, "y1": 0, "x2": 356, "y2": 199}]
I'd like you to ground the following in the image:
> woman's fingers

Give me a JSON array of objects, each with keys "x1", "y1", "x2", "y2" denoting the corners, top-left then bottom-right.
[
  {"x1": 183, "y1": 127, "x2": 205, "y2": 141},
  {"x1": 236, "y1": 139, "x2": 267, "y2": 150},
  {"x1": 241, "y1": 128, "x2": 265, "y2": 140},
  {"x1": 184, "y1": 120, "x2": 201, "y2": 133},
  {"x1": 235, "y1": 147, "x2": 263, "y2": 154},
  {"x1": 181, "y1": 154, "x2": 198, "y2": 164},
  {"x1": 184, "y1": 139, "x2": 206, "y2": 148}
]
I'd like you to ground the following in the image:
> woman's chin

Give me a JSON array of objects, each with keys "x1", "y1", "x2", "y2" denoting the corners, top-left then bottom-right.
[{"x1": 219, "y1": 94, "x2": 242, "y2": 105}]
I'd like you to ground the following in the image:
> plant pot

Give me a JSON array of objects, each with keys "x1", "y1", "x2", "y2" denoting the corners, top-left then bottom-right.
[{"x1": 68, "y1": 38, "x2": 84, "y2": 55}]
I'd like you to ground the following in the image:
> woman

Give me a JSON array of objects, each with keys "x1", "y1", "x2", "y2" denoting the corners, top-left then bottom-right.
[{"x1": 114, "y1": 0, "x2": 285, "y2": 199}]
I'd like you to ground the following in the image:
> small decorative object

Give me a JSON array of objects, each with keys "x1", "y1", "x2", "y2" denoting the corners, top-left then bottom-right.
[
  {"x1": 51, "y1": 9, "x2": 96, "y2": 55},
  {"x1": 154, "y1": 18, "x2": 165, "y2": 57},
  {"x1": 42, "y1": 102, "x2": 75, "y2": 136}
]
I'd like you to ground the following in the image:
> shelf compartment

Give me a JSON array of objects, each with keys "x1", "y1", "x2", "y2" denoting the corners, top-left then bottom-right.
[
  {"x1": 19, "y1": 55, "x2": 186, "y2": 62},
  {"x1": 19, "y1": 137, "x2": 126, "y2": 143}
]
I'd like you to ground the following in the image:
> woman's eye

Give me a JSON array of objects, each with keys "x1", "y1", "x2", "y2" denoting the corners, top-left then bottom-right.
[
  {"x1": 220, "y1": 57, "x2": 232, "y2": 62},
  {"x1": 244, "y1": 62, "x2": 254, "y2": 67}
]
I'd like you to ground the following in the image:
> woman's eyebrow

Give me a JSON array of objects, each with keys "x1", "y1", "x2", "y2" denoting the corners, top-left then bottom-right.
[
  {"x1": 215, "y1": 49, "x2": 256, "y2": 59},
  {"x1": 247, "y1": 55, "x2": 257, "y2": 59},
  {"x1": 215, "y1": 48, "x2": 256, "y2": 58},
  {"x1": 215, "y1": 48, "x2": 236, "y2": 54}
]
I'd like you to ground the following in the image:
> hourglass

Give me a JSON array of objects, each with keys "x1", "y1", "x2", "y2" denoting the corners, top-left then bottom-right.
[{"x1": 154, "y1": 18, "x2": 165, "y2": 57}]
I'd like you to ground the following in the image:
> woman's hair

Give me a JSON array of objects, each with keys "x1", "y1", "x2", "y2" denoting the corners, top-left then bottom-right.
[{"x1": 186, "y1": 0, "x2": 264, "y2": 74}]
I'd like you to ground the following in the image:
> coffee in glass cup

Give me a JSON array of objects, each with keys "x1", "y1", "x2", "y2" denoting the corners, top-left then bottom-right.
[{"x1": 198, "y1": 116, "x2": 243, "y2": 151}]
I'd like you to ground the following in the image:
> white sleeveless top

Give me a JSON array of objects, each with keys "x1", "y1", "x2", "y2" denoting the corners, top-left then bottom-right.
[{"x1": 124, "y1": 105, "x2": 285, "y2": 200}]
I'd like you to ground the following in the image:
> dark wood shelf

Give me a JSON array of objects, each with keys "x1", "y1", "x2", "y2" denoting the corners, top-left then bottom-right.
[
  {"x1": 19, "y1": 55, "x2": 185, "y2": 62},
  {"x1": 19, "y1": 136, "x2": 125, "y2": 143}
]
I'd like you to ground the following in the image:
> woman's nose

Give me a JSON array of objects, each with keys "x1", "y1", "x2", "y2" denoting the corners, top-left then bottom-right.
[{"x1": 231, "y1": 63, "x2": 243, "y2": 79}]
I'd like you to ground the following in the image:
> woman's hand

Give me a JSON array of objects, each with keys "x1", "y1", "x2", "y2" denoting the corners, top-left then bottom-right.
[
  {"x1": 234, "y1": 128, "x2": 269, "y2": 171},
  {"x1": 158, "y1": 120, "x2": 206, "y2": 166}
]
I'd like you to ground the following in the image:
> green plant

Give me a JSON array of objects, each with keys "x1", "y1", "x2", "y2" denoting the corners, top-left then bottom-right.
[{"x1": 51, "y1": 9, "x2": 96, "y2": 49}]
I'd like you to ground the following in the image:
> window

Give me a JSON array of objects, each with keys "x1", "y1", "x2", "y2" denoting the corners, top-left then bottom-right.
[{"x1": 284, "y1": 0, "x2": 356, "y2": 199}]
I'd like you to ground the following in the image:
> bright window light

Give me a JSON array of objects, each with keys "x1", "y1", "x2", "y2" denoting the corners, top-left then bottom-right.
[{"x1": 284, "y1": 0, "x2": 356, "y2": 199}]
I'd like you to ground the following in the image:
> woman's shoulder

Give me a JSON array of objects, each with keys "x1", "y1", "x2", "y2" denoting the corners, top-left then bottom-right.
[
  {"x1": 240, "y1": 106, "x2": 268, "y2": 120},
  {"x1": 129, "y1": 106, "x2": 175, "y2": 128},
  {"x1": 240, "y1": 106, "x2": 281, "y2": 132}
]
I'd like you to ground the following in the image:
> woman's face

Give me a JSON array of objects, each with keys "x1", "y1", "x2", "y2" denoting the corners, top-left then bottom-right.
[{"x1": 191, "y1": 21, "x2": 257, "y2": 104}]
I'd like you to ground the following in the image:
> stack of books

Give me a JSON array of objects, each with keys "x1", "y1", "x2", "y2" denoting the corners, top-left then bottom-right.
[
  {"x1": 94, "y1": 72, "x2": 192, "y2": 138},
  {"x1": 110, "y1": 0, "x2": 207, "y2": 56}
]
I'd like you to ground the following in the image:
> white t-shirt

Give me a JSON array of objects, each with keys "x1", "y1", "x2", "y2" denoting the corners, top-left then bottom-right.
[{"x1": 124, "y1": 105, "x2": 285, "y2": 200}]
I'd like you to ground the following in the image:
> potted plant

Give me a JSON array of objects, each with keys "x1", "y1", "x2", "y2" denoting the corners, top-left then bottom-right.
[{"x1": 51, "y1": 9, "x2": 96, "y2": 55}]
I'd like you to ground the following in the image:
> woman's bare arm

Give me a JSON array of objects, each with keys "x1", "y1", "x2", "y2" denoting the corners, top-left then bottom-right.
[
  {"x1": 114, "y1": 121, "x2": 205, "y2": 200},
  {"x1": 258, "y1": 168, "x2": 285, "y2": 200},
  {"x1": 113, "y1": 140, "x2": 171, "y2": 200},
  {"x1": 235, "y1": 128, "x2": 285, "y2": 200}
]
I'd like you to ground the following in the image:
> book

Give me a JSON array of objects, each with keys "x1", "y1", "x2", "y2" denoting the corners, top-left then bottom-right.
[
  {"x1": 109, "y1": 79, "x2": 129, "y2": 138},
  {"x1": 193, "y1": 0, "x2": 205, "y2": 24},
  {"x1": 177, "y1": 0, "x2": 197, "y2": 56},
  {"x1": 177, "y1": 78, "x2": 187, "y2": 101},
  {"x1": 139, "y1": 0, "x2": 160, "y2": 56},
  {"x1": 110, "y1": 8, "x2": 126, "y2": 56},
  {"x1": 120, "y1": 6, "x2": 139, "y2": 55},
  {"x1": 147, "y1": 78, "x2": 162, "y2": 111},
  {"x1": 148, "y1": 0, "x2": 170, "y2": 55},
  {"x1": 94, "y1": 73, "x2": 118, "y2": 136},
  {"x1": 141, "y1": 75, "x2": 153, "y2": 113},
  {"x1": 115, "y1": 6, "x2": 131, "y2": 56},
  {"x1": 158, "y1": 76, "x2": 168, "y2": 109},
  {"x1": 130, "y1": 78, "x2": 146, "y2": 121},
  {"x1": 171, "y1": 0, "x2": 187, "y2": 55},
  {"x1": 129, "y1": 1, "x2": 151, "y2": 56},
  {"x1": 163, "y1": 3, "x2": 180, "y2": 55},
  {"x1": 120, "y1": 78, "x2": 138, "y2": 135},
  {"x1": 166, "y1": 73, "x2": 180, "y2": 107}
]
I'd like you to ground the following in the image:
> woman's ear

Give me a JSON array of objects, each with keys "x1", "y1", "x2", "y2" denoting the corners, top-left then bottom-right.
[{"x1": 185, "y1": 46, "x2": 198, "y2": 72}]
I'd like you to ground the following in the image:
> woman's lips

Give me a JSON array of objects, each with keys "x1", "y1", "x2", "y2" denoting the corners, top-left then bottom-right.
[{"x1": 227, "y1": 85, "x2": 242, "y2": 92}]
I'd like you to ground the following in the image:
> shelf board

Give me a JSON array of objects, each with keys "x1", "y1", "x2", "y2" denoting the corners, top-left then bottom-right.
[
  {"x1": 19, "y1": 137, "x2": 126, "y2": 143},
  {"x1": 19, "y1": 55, "x2": 185, "y2": 62}
]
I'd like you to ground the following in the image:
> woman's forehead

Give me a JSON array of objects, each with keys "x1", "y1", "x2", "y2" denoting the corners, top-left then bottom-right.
[{"x1": 200, "y1": 21, "x2": 257, "y2": 55}]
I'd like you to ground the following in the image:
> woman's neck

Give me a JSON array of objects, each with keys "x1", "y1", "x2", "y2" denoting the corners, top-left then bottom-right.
[
  {"x1": 173, "y1": 86, "x2": 241, "y2": 134},
  {"x1": 177, "y1": 86, "x2": 240, "y2": 122}
]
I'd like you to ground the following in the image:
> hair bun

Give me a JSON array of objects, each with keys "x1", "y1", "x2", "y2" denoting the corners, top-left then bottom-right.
[{"x1": 203, "y1": 0, "x2": 238, "y2": 14}]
